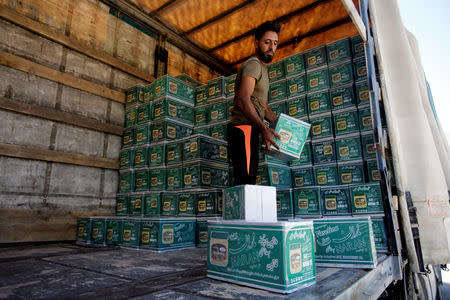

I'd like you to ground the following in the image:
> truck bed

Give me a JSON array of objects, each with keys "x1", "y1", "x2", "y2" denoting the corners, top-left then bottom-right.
[{"x1": 0, "y1": 243, "x2": 395, "y2": 299}]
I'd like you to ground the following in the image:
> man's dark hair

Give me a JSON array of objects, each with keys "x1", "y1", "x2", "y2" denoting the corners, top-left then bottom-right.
[{"x1": 255, "y1": 21, "x2": 280, "y2": 41}]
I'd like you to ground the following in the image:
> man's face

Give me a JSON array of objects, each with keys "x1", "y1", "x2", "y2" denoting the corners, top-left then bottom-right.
[{"x1": 256, "y1": 30, "x2": 278, "y2": 63}]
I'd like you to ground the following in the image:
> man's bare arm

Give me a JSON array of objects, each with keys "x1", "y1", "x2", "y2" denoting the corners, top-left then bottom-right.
[{"x1": 264, "y1": 101, "x2": 277, "y2": 123}]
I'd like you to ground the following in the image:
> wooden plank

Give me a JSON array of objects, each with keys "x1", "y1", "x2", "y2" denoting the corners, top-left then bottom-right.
[
  {"x1": 0, "y1": 96, "x2": 123, "y2": 136},
  {"x1": 341, "y1": 0, "x2": 367, "y2": 41},
  {"x1": 0, "y1": 209, "x2": 113, "y2": 242},
  {"x1": 0, "y1": 5, "x2": 155, "y2": 83},
  {"x1": 0, "y1": 50, "x2": 125, "y2": 103},
  {"x1": 0, "y1": 143, "x2": 119, "y2": 170}
]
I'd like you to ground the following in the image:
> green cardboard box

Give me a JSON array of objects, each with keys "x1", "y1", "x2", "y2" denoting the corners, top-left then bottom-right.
[
  {"x1": 353, "y1": 57, "x2": 368, "y2": 82},
  {"x1": 269, "y1": 100, "x2": 286, "y2": 116},
  {"x1": 209, "y1": 121, "x2": 227, "y2": 140},
  {"x1": 165, "y1": 140, "x2": 183, "y2": 165},
  {"x1": 226, "y1": 74, "x2": 237, "y2": 97},
  {"x1": 183, "y1": 134, "x2": 228, "y2": 164},
  {"x1": 355, "y1": 80, "x2": 370, "y2": 106},
  {"x1": 153, "y1": 75, "x2": 195, "y2": 104},
  {"x1": 129, "y1": 193, "x2": 144, "y2": 216},
  {"x1": 307, "y1": 90, "x2": 331, "y2": 116},
  {"x1": 197, "y1": 189, "x2": 223, "y2": 216},
  {"x1": 208, "y1": 100, "x2": 228, "y2": 123},
  {"x1": 268, "y1": 60, "x2": 285, "y2": 82},
  {"x1": 143, "y1": 83, "x2": 153, "y2": 104},
  {"x1": 195, "y1": 104, "x2": 208, "y2": 126},
  {"x1": 284, "y1": 52, "x2": 305, "y2": 77},
  {"x1": 358, "y1": 106, "x2": 373, "y2": 132},
  {"x1": 119, "y1": 170, "x2": 134, "y2": 193},
  {"x1": 134, "y1": 169, "x2": 150, "y2": 192},
  {"x1": 338, "y1": 161, "x2": 365, "y2": 184},
  {"x1": 313, "y1": 217, "x2": 377, "y2": 268},
  {"x1": 293, "y1": 187, "x2": 321, "y2": 217},
  {"x1": 290, "y1": 141, "x2": 312, "y2": 167},
  {"x1": 306, "y1": 67, "x2": 330, "y2": 92},
  {"x1": 291, "y1": 166, "x2": 315, "y2": 187},
  {"x1": 286, "y1": 74, "x2": 307, "y2": 98},
  {"x1": 133, "y1": 146, "x2": 149, "y2": 169},
  {"x1": 183, "y1": 160, "x2": 229, "y2": 189},
  {"x1": 136, "y1": 104, "x2": 151, "y2": 124},
  {"x1": 329, "y1": 60, "x2": 354, "y2": 87},
  {"x1": 361, "y1": 133, "x2": 376, "y2": 159},
  {"x1": 122, "y1": 128, "x2": 134, "y2": 149},
  {"x1": 196, "y1": 217, "x2": 222, "y2": 248},
  {"x1": 256, "y1": 163, "x2": 292, "y2": 188},
  {"x1": 309, "y1": 114, "x2": 333, "y2": 140},
  {"x1": 277, "y1": 189, "x2": 294, "y2": 219},
  {"x1": 314, "y1": 163, "x2": 338, "y2": 186},
  {"x1": 178, "y1": 191, "x2": 197, "y2": 217},
  {"x1": 76, "y1": 217, "x2": 93, "y2": 245},
  {"x1": 135, "y1": 123, "x2": 151, "y2": 146},
  {"x1": 193, "y1": 124, "x2": 210, "y2": 136},
  {"x1": 312, "y1": 138, "x2": 336, "y2": 165},
  {"x1": 267, "y1": 113, "x2": 311, "y2": 161},
  {"x1": 151, "y1": 118, "x2": 193, "y2": 142},
  {"x1": 269, "y1": 79, "x2": 287, "y2": 102},
  {"x1": 126, "y1": 85, "x2": 144, "y2": 107},
  {"x1": 149, "y1": 167, "x2": 166, "y2": 191},
  {"x1": 176, "y1": 73, "x2": 202, "y2": 87},
  {"x1": 351, "y1": 35, "x2": 365, "y2": 58},
  {"x1": 120, "y1": 149, "x2": 133, "y2": 170},
  {"x1": 320, "y1": 186, "x2": 351, "y2": 216},
  {"x1": 207, "y1": 220, "x2": 316, "y2": 294},
  {"x1": 143, "y1": 192, "x2": 161, "y2": 217},
  {"x1": 335, "y1": 134, "x2": 363, "y2": 161},
  {"x1": 125, "y1": 107, "x2": 137, "y2": 128},
  {"x1": 161, "y1": 191, "x2": 179, "y2": 216},
  {"x1": 366, "y1": 159, "x2": 381, "y2": 182},
  {"x1": 152, "y1": 96, "x2": 194, "y2": 124},
  {"x1": 350, "y1": 183, "x2": 384, "y2": 215},
  {"x1": 121, "y1": 218, "x2": 140, "y2": 248},
  {"x1": 371, "y1": 217, "x2": 388, "y2": 252},
  {"x1": 91, "y1": 217, "x2": 107, "y2": 246},
  {"x1": 166, "y1": 164, "x2": 183, "y2": 191},
  {"x1": 139, "y1": 217, "x2": 196, "y2": 252},
  {"x1": 148, "y1": 142, "x2": 166, "y2": 167},
  {"x1": 208, "y1": 76, "x2": 226, "y2": 100},
  {"x1": 195, "y1": 84, "x2": 208, "y2": 106},
  {"x1": 286, "y1": 95, "x2": 307, "y2": 119},
  {"x1": 116, "y1": 194, "x2": 129, "y2": 216},
  {"x1": 326, "y1": 37, "x2": 352, "y2": 65},
  {"x1": 330, "y1": 84, "x2": 356, "y2": 111},
  {"x1": 259, "y1": 151, "x2": 290, "y2": 166},
  {"x1": 333, "y1": 108, "x2": 359, "y2": 136},
  {"x1": 106, "y1": 217, "x2": 123, "y2": 245},
  {"x1": 304, "y1": 45, "x2": 327, "y2": 70}
]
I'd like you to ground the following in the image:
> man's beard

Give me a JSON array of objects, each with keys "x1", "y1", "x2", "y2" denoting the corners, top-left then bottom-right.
[{"x1": 258, "y1": 47, "x2": 274, "y2": 63}]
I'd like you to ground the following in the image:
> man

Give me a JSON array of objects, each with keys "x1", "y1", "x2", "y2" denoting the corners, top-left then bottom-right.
[{"x1": 227, "y1": 21, "x2": 281, "y2": 185}]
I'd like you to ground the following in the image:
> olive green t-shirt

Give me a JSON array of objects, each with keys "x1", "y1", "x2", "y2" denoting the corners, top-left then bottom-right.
[{"x1": 230, "y1": 56, "x2": 269, "y2": 124}]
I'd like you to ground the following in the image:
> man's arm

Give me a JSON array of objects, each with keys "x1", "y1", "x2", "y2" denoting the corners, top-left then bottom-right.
[
  {"x1": 264, "y1": 101, "x2": 277, "y2": 123},
  {"x1": 235, "y1": 76, "x2": 280, "y2": 150}
]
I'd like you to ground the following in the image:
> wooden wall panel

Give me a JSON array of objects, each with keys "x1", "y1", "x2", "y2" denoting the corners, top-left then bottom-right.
[{"x1": 166, "y1": 43, "x2": 184, "y2": 77}]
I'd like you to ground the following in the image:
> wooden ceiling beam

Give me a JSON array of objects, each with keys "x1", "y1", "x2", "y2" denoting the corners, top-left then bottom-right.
[
  {"x1": 184, "y1": 0, "x2": 258, "y2": 35},
  {"x1": 154, "y1": 0, "x2": 188, "y2": 15},
  {"x1": 208, "y1": 0, "x2": 331, "y2": 53},
  {"x1": 102, "y1": 0, "x2": 233, "y2": 75},
  {"x1": 230, "y1": 17, "x2": 352, "y2": 66}
]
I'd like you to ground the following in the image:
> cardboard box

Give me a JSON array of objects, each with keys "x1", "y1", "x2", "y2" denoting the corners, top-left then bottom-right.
[
  {"x1": 330, "y1": 84, "x2": 356, "y2": 111},
  {"x1": 208, "y1": 76, "x2": 226, "y2": 100},
  {"x1": 268, "y1": 60, "x2": 285, "y2": 82},
  {"x1": 256, "y1": 163, "x2": 292, "y2": 188},
  {"x1": 223, "y1": 185, "x2": 277, "y2": 221},
  {"x1": 353, "y1": 57, "x2": 368, "y2": 82},
  {"x1": 333, "y1": 108, "x2": 360, "y2": 136},
  {"x1": 309, "y1": 114, "x2": 333, "y2": 140},
  {"x1": 328, "y1": 60, "x2": 354, "y2": 87},
  {"x1": 335, "y1": 134, "x2": 363, "y2": 161},
  {"x1": 313, "y1": 217, "x2": 377, "y2": 268},
  {"x1": 320, "y1": 186, "x2": 351, "y2": 216},
  {"x1": 338, "y1": 161, "x2": 365, "y2": 184},
  {"x1": 312, "y1": 138, "x2": 336, "y2": 165},
  {"x1": 307, "y1": 90, "x2": 331, "y2": 116},
  {"x1": 266, "y1": 113, "x2": 311, "y2": 161},
  {"x1": 183, "y1": 134, "x2": 228, "y2": 164},
  {"x1": 152, "y1": 96, "x2": 194, "y2": 124},
  {"x1": 148, "y1": 142, "x2": 166, "y2": 167},
  {"x1": 286, "y1": 95, "x2": 307, "y2": 119},
  {"x1": 283, "y1": 52, "x2": 305, "y2": 77},
  {"x1": 165, "y1": 140, "x2": 183, "y2": 165},
  {"x1": 143, "y1": 192, "x2": 162, "y2": 217},
  {"x1": 314, "y1": 163, "x2": 338, "y2": 186},
  {"x1": 286, "y1": 74, "x2": 307, "y2": 98},
  {"x1": 290, "y1": 141, "x2": 312, "y2": 167},
  {"x1": 351, "y1": 35, "x2": 365, "y2": 58},
  {"x1": 291, "y1": 166, "x2": 315, "y2": 187},
  {"x1": 293, "y1": 187, "x2": 321, "y2": 217},
  {"x1": 349, "y1": 183, "x2": 384, "y2": 215},
  {"x1": 277, "y1": 189, "x2": 294, "y2": 219},
  {"x1": 207, "y1": 220, "x2": 315, "y2": 294},
  {"x1": 306, "y1": 67, "x2": 329, "y2": 92},
  {"x1": 269, "y1": 79, "x2": 287, "y2": 102},
  {"x1": 304, "y1": 45, "x2": 327, "y2": 70},
  {"x1": 133, "y1": 146, "x2": 149, "y2": 168},
  {"x1": 326, "y1": 37, "x2": 352, "y2": 65},
  {"x1": 151, "y1": 118, "x2": 193, "y2": 142},
  {"x1": 153, "y1": 75, "x2": 195, "y2": 104},
  {"x1": 116, "y1": 194, "x2": 129, "y2": 216}
]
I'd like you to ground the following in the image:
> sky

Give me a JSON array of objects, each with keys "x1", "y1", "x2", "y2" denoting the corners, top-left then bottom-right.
[{"x1": 396, "y1": 0, "x2": 450, "y2": 143}]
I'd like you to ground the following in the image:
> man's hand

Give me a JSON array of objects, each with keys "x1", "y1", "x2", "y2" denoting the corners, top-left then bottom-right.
[{"x1": 261, "y1": 126, "x2": 281, "y2": 151}]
